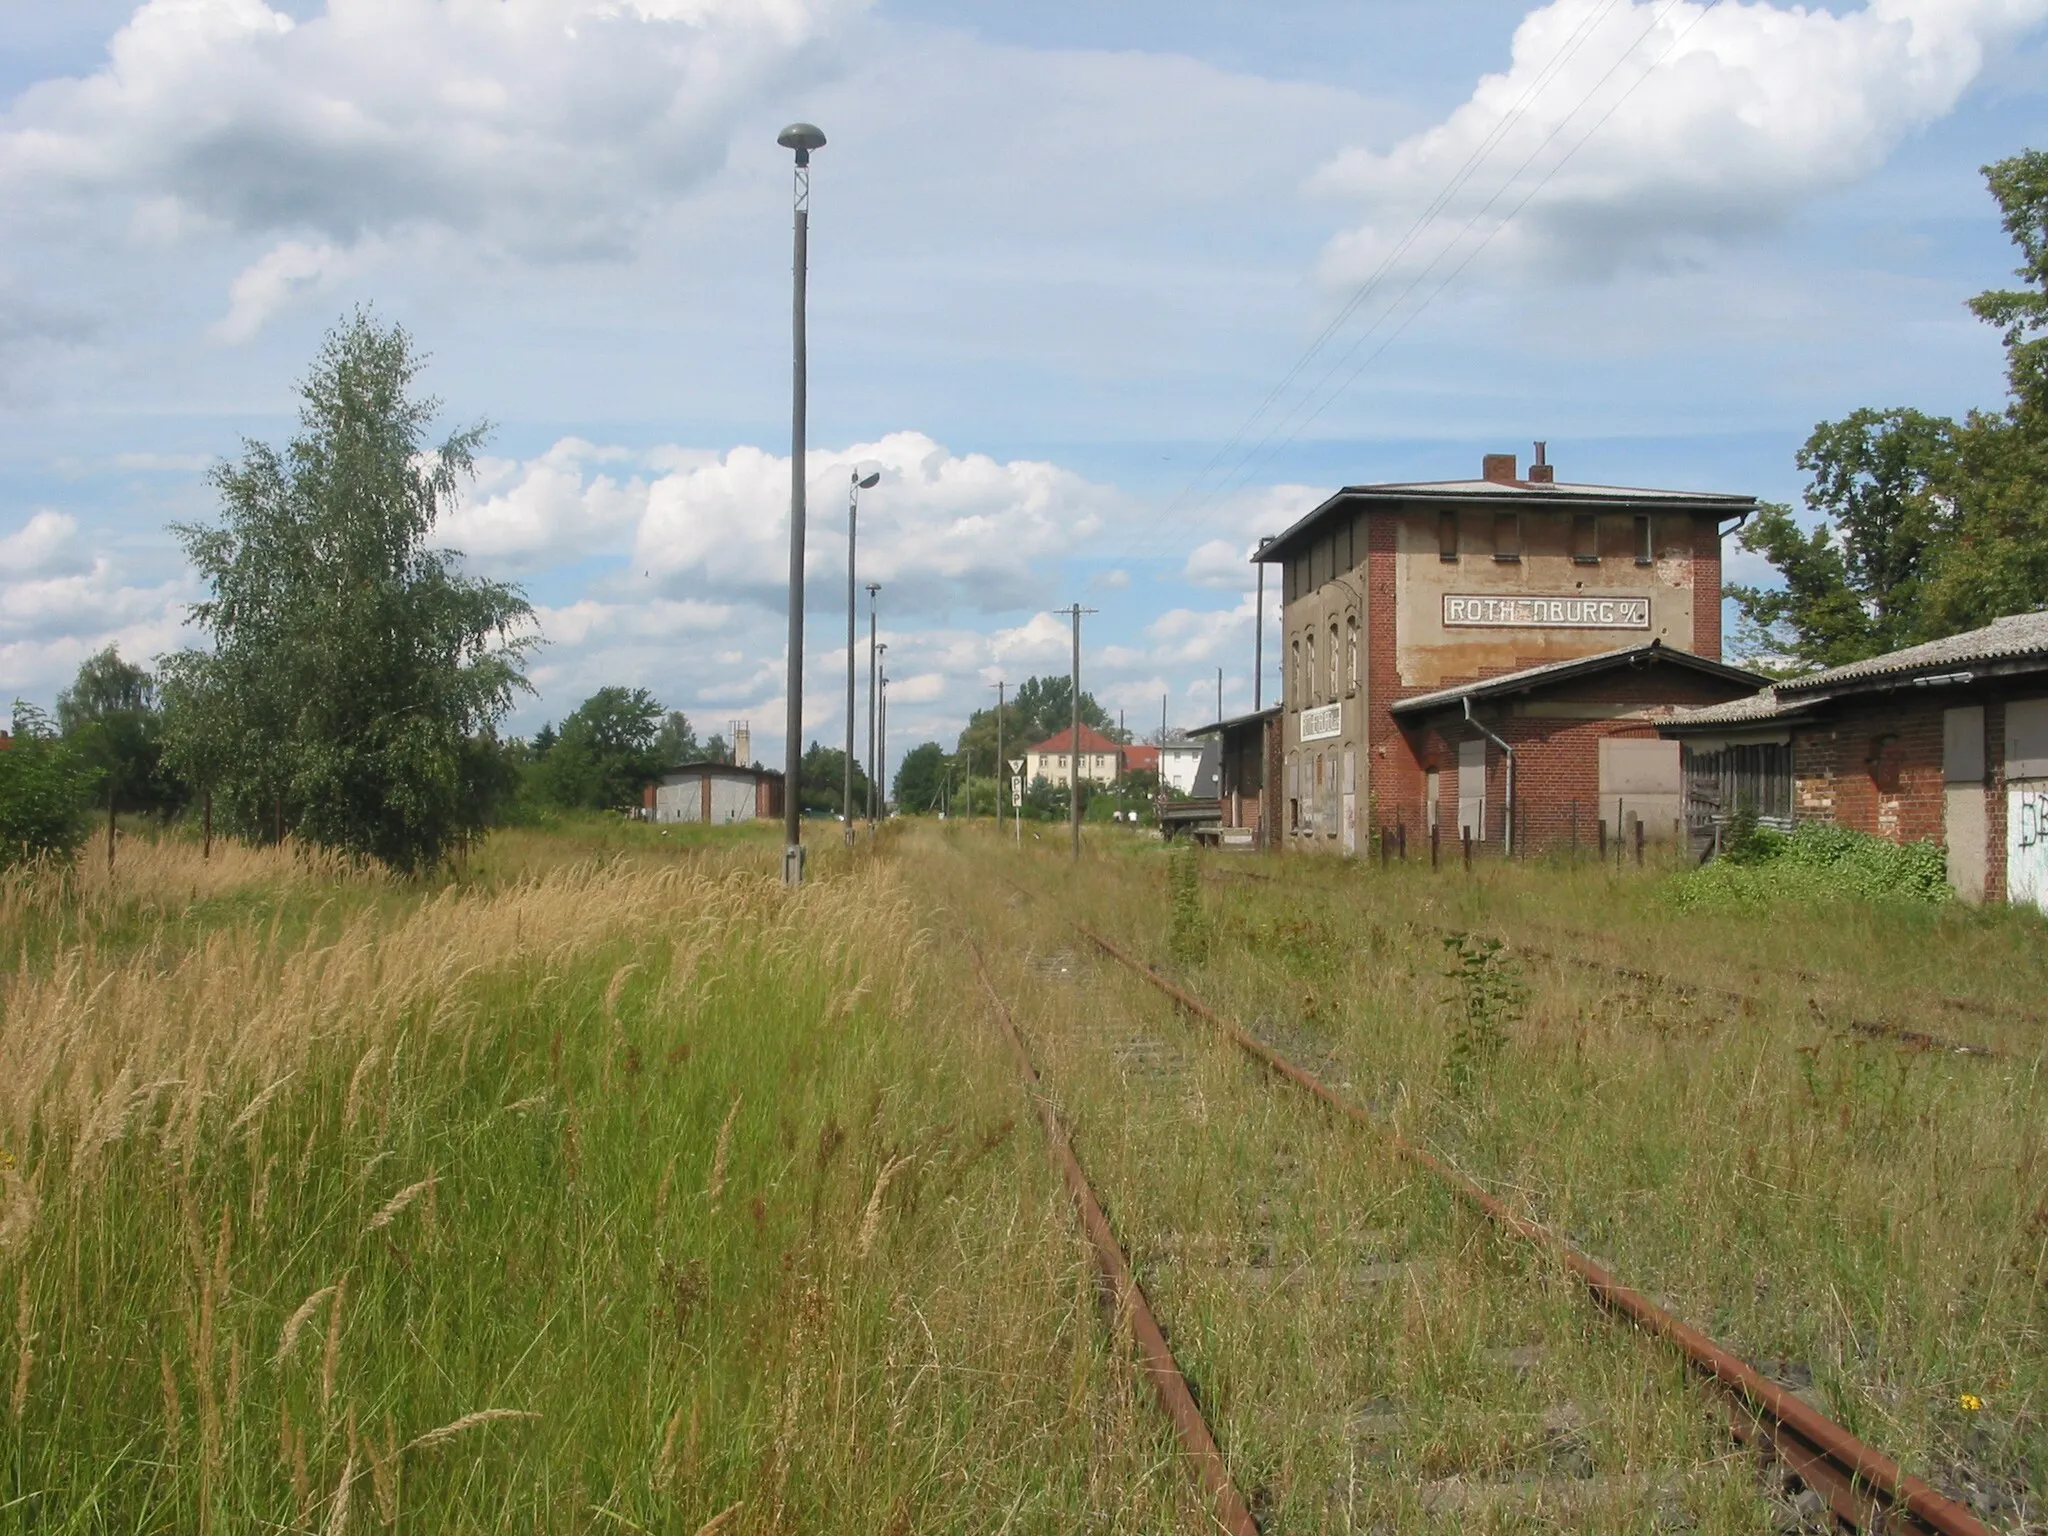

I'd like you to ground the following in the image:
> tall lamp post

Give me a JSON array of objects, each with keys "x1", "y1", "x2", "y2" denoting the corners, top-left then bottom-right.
[
  {"x1": 844, "y1": 467, "x2": 879, "y2": 847},
  {"x1": 877, "y1": 662, "x2": 889, "y2": 819},
  {"x1": 865, "y1": 585, "x2": 881, "y2": 834},
  {"x1": 777, "y1": 120, "x2": 826, "y2": 886}
]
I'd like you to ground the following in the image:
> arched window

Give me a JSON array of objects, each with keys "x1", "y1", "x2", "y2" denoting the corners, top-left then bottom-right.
[
  {"x1": 1346, "y1": 615, "x2": 1359, "y2": 694},
  {"x1": 1304, "y1": 631, "x2": 1317, "y2": 706},
  {"x1": 1291, "y1": 638, "x2": 1301, "y2": 708},
  {"x1": 1328, "y1": 622, "x2": 1339, "y2": 699}
]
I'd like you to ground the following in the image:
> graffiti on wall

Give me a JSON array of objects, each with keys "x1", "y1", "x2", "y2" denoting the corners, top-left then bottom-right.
[{"x1": 2011, "y1": 782, "x2": 2048, "y2": 913}]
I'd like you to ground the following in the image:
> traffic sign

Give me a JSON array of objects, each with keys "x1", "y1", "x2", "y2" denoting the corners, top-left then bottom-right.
[
  {"x1": 1007, "y1": 758, "x2": 1024, "y2": 775},
  {"x1": 1011, "y1": 775, "x2": 1024, "y2": 808}
]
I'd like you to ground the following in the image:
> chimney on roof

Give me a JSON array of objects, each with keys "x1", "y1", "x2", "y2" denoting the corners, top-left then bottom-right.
[
  {"x1": 1527, "y1": 440, "x2": 1554, "y2": 485},
  {"x1": 1482, "y1": 452, "x2": 1518, "y2": 484}
]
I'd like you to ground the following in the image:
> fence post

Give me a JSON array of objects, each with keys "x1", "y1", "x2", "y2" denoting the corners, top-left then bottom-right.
[
  {"x1": 1597, "y1": 817, "x2": 1607, "y2": 860},
  {"x1": 1569, "y1": 801, "x2": 1578, "y2": 861},
  {"x1": 1461, "y1": 826, "x2": 1472, "y2": 872},
  {"x1": 1397, "y1": 820, "x2": 1407, "y2": 861},
  {"x1": 1380, "y1": 825, "x2": 1390, "y2": 867},
  {"x1": 1634, "y1": 816, "x2": 1645, "y2": 868},
  {"x1": 1430, "y1": 822, "x2": 1440, "y2": 870}
]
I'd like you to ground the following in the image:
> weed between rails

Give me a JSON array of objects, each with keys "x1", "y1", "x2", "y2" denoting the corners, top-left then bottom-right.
[
  {"x1": 0, "y1": 836, "x2": 1194, "y2": 1532},
  {"x1": 1129, "y1": 844, "x2": 2048, "y2": 1527}
]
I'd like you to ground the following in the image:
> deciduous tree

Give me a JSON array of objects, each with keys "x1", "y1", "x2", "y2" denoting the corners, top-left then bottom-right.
[{"x1": 161, "y1": 312, "x2": 535, "y2": 872}]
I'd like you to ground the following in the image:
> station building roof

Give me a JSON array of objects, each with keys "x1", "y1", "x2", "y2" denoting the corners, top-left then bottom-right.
[{"x1": 1388, "y1": 640, "x2": 1766, "y2": 720}]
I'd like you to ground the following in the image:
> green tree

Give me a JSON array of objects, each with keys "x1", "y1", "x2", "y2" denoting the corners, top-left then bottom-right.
[
  {"x1": 893, "y1": 741, "x2": 948, "y2": 814},
  {"x1": 536, "y1": 687, "x2": 665, "y2": 810},
  {"x1": 1917, "y1": 148, "x2": 2048, "y2": 631},
  {"x1": 161, "y1": 311, "x2": 535, "y2": 872},
  {"x1": 655, "y1": 710, "x2": 700, "y2": 765},
  {"x1": 798, "y1": 741, "x2": 871, "y2": 817},
  {"x1": 0, "y1": 703, "x2": 98, "y2": 869},
  {"x1": 1727, "y1": 408, "x2": 1956, "y2": 669},
  {"x1": 1730, "y1": 150, "x2": 2048, "y2": 663},
  {"x1": 57, "y1": 646, "x2": 184, "y2": 818}
]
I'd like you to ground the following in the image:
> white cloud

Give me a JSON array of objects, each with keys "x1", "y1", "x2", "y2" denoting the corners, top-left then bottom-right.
[
  {"x1": 0, "y1": 511, "x2": 87, "y2": 577},
  {"x1": 3, "y1": 0, "x2": 861, "y2": 261},
  {"x1": 1315, "y1": 0, "x2": 2048, "y2": 286},
  {"x1": 209, "y1": 237, "x2": 371, "y2": 343},
  {"x1": 631, "y1": 429, "x2": 1122, "y2": 613}
]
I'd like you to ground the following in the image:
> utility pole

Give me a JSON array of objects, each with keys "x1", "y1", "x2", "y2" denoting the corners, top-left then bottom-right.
[
  {"x1": 878, "y1": 666, "x2": 888, "y2": 820},
  {"x1": 1067, "y1": 604, "x2": 1095, "y2": 862},
  {"x1": 1216, "y1": 667, "x2": 1223, "y2": 722},
  {"x1": 865, "y1": 584, "x2": 880, "y2": 835},
  {"x1": 993, "y1": 680, "x2": 1005, "y2": 836},
  {"x1": 776, "y1": 121, "x2": 825, "y2": 886}
]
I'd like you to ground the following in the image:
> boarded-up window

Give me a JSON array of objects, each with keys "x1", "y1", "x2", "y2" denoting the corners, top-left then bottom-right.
[
  {"x1": 2008, "y1": 697, "x2": 2048, "y2": 779},
  {"x1": 1599, "y1": 737, "x2": 1681, "y2": 842},
  {"x1": 1573, "y1": 514, "x2": 1598, "y2": 563},
  {"x1": 1438, "y1": 510, "x2": 1458, "y2": 561},
  {"x1": 1635, "y1": 515, "x2": 1654, "y2": 565},
  {"x1": 1493, "y1": 512, "x2": 1520, "y2": 561}
]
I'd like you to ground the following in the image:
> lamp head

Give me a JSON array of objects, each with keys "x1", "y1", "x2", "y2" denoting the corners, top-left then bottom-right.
[
  {"x1": 853, "y1": 468, "x2": 881, "y2": 490},
  {"x1": 777, "y1": 122, "x2": 826, "y2": 165}
]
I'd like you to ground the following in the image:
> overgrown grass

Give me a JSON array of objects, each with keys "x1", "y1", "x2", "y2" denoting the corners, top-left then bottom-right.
[
  {"x1": 1666, "y1": 824, "x2": 1953, "y2": 913},
  {"x1": 0, "y1": 833, "x2": 1193, "y2": 1532},
  {"x1": 1044, "y1": 833, "x2": 2044, "y2": 1529}
]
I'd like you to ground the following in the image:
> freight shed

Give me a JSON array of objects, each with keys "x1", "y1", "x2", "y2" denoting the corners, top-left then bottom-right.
[
  {"x1": 1662, "y1": 610, "x2": 2048, "y2": 909},
  {"x1": 1254, "y1": 446, "x2": 1759, "y2": 855},
  {"x1": 646, "y1": 763, "x2": 784, "y2": 825},
  {"x1": 1386, "y1": 642, "x2": 1766, "y2": 854},
  {"x1": 1185, "y1": 707, "x2": 1279, "y2": 849}
]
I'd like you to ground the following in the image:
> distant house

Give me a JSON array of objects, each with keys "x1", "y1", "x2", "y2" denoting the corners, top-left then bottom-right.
[
  {"x1": 643, "y1": 762, "x2": 784, "y2": 825},
  {"x1": 1662, "y1": 610, "x2": 2048, "y2": 909},
  {"x1": 1157, "y1": 738, "x2": 1208, "y2": 796},
  {"x1": 1120, "y1": 742, "x2": 1160, "y2": 778},
  {"x1": 1025, "y1": 724, "x2": 1125, "y2": 788}
]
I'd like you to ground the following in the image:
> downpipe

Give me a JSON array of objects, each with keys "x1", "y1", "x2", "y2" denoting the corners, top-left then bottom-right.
[{"x1": 1463, "y1": 694, "x2": 1514, "y2": 856}]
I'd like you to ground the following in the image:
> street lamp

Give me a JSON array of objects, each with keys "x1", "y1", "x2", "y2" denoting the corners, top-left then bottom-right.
[
  {"x1": 777, "y1": 119, "x2": 826, "y2": 886},
  {"x1": 845, "y1": 465, "x2": 880, "y2": 847},
  {"x1": 878, "y1": 665, "x2": 890, "y2": 820}
]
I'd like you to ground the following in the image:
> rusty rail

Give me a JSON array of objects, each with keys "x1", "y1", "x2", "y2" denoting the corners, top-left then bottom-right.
[
  {"x1": 964, "y1": 937, "x2": 1261, "y2": 1536},
  {"x1": 1079, "y1": 925, "x2": 2001, "y2": 1536}
]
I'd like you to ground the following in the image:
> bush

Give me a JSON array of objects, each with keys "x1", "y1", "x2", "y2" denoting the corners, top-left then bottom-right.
[
  {"x1": 0, "y1": 705, "x2": 98, "y2": 870},
  {"x1": 1669, "y1": 822, "x2": 1951, "y2": 912}
]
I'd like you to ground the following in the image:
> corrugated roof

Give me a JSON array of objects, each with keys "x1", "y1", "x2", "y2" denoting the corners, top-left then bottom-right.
[
  {"x1": 1388, "y1": 641, "x2": 1766, "y2": 717},
  {"x1": 1774, "y1": 610, "x2": 2048, "y2": 697},
  {"x1": 1658, "y1": 687, "x2": 1809, "y2": 730}
]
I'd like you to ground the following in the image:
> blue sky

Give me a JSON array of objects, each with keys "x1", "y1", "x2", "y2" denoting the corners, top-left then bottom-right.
[{"x1": 3, "y1": 0, "x2": 2044, "y2": 776}]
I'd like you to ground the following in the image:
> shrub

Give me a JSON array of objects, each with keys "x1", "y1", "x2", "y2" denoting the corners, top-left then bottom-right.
[
  {"x1": 0, "y1": 704, "x2": 98, "y2": 869},
  {"x1": 1670, "y1": 821, "x2": 1951, "y2": 912}
]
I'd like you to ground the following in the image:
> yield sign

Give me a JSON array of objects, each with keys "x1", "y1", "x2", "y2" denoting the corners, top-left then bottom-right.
[{"x1": 1007, "y1": 758, "x2": 1024, "y2": 775}]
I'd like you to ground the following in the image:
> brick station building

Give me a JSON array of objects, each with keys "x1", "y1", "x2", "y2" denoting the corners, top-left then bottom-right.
[{"x1": 1253, "y1": 447, "x2": 1764, "y2": 855}]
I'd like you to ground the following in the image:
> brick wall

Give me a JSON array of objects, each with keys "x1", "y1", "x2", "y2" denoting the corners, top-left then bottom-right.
[
  {"x1": 1790, "y1": 696, "x2": 1946, "y2": 846},
  {"x1": 1378, "y1": 663, "x2": 1754, "y2": 853},
  {"x1": 1691, "y1": 513, "x2": 1723, "y2": 660}
]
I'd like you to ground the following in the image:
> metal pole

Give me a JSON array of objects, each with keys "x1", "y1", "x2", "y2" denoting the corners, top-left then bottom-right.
[
  {"x1": 779, "y1": 131, "x2": 819, "y2": 885},
  {"x1": 844, "y1": 474, "x2": 858, "y2": 848},
  {"x1": 878, "y1": 669, "x2": 888, "y2": 819},
  {"x1": 1254, "y1": 542, "x2": 1267, "y2": 711},
  {"x1": 1070, "y1": 604, "x2": 1082, "y2": 862},
  {"x1": 866, "y1": 584, "x2": 879, "y2": 834},
  {"x1": 994, "y1": 680, "x2": 1005, "y2": 836}
]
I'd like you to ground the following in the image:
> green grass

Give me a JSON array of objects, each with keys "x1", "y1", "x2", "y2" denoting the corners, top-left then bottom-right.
[{"x1": 0, "y1": 833, "x2": 1192, "y2": 1533}]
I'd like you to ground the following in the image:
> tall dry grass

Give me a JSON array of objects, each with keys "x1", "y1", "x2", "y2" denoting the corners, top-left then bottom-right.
[{"x1": 1, "y1": 833, "x2": 1195, "y2": 1532}]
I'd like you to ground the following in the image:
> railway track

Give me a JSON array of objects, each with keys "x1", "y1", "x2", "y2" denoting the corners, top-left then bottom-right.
[
  {"x1": 965, "y1": 856, "x2": 2008, "y2": 1535},
  {"x1": 1201, "y1": 864, "x2": 2011, "y2": 1060}
]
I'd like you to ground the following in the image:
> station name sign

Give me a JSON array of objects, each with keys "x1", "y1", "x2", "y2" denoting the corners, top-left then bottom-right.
[
  {"x1": 1298, "y1": 703, "x2": 1343, "y2": 742},
  {"x1": 1443, "y1": 594, "x2": 1651, "y2": 629}
]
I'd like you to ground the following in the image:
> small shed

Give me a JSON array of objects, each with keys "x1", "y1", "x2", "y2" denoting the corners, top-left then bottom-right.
[
  {"x1": 1186, "y1": 707, "x2": 1280, "y2": 849},
  {"x1": 645, "y1": 763, "x2": 784, "y2": 825},
  {"x1": 1662, "y1": 611, "x2": 2048, "y2": 907}
]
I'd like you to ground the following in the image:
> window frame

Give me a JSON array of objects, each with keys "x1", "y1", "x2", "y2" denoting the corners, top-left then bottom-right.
[
  {"x1": 1573, "y1": 513, "x2": 1600, "y2": 565},
  {"x1": 1492, "y1": 510, "x2": 1521, "y2": 563},
  {"x1": 1635, "y1": 514, "x2": 1655, "y2": 566}
]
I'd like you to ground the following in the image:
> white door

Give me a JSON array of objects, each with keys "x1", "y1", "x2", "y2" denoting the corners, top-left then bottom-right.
[
  {"x1": 2007, "y1": 699, "x2": 2048, "y2": 912},
  {"x1": 1457, "y1": 739, "x2": 1485, "y2": 842},
  {"x1": 1340, "y1": 748, "x2": 1357, "y2": 856},
  {"x1": 1943, "y1": 706, "x2": 1987, "y2": 903}
]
